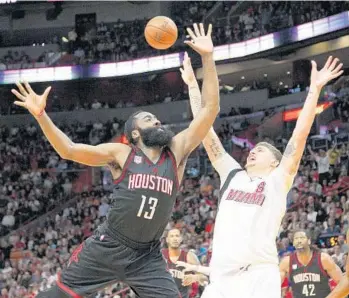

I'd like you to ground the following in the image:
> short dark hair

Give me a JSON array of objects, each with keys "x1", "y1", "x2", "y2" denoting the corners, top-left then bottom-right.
[
  {"x1": 293, "y1": 229, "x2": 310, "y2": 239},
  {"x1": 124, "y1": 110, "x2": 145, "y2": 144}
]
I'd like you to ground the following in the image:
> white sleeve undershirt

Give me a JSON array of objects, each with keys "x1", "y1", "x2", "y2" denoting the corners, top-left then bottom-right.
[{"x1": 212, "y1": 153, "x2": 242, "y2": 187}]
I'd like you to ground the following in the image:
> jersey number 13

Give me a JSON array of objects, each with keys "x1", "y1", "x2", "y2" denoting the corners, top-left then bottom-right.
[{"x1": 137, "y1": 195, "x2": 158, "y2": 219}]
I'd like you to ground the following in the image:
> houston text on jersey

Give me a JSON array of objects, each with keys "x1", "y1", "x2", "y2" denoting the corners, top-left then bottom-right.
[{"x1": 128, "y1": 173, "x2": 174, "y2": 195}]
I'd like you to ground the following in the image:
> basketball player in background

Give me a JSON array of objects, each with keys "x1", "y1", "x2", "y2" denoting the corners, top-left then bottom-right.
[
  {"x1": 183, "y1": 53, "x2": 343, "y2": 298},
  {"x1": 12, "y1": 23, "x2": 219, "y2": 298},
  {"x1": 162, "y1": 228, "x2": 208, "y2": 298},
  {"x1": 279, "y1": 230, "x2": 342, "y2": 297},
  {"x1": 326, "y1": 229, "x2": 349, "y2": 298}
]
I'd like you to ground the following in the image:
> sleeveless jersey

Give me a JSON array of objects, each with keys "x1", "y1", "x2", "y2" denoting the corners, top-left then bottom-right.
[
  {"x1": 162, "y1": 248, "x2": 190, "y2": 298},
  {"x1": 210, "y1": 165, "x2": 291, "y2": 281},
  {"x1": 104, "y1": 146, "x2": 179, "y2": 243},
  {"x1": 289, "y1": 251, "x2": 331, "y2": 298}
]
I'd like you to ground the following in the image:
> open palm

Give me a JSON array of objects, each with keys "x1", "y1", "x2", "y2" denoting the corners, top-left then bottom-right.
[
  {"x1": 185, "y1": 23, "x2": 213, "y2": 56},
  {"x1": 311, "y1": 56, "x2": 343, "y2": 89},
  {"x1": 11, "y1": 82, "x2": 51, "y2": 117}
]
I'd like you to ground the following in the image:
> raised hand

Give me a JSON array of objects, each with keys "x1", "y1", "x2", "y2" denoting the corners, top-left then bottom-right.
[
  {"x1": 11, "y1": 82, "x2": 51, "y2": 117},
  {"x1": 311, "y1": 56, "x2": 343, "y2": 90},
  {"x1": 179, "y1": 52, "x2": 196, "y2": 85},
  {"x1": 185, "y1": 23, "x2": 213, "y2": 56}
]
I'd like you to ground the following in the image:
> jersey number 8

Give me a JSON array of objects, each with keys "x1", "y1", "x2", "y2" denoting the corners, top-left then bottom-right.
[{"x1": 137, "y1": 195, "x2": 158, "y2": 219}]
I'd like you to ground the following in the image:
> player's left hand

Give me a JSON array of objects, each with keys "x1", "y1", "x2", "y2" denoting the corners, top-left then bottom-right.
[
  {"x1": 310, "y1": 56, "x2": 343, "y2": 90},
  {"x1": 176, "y1": 261, "x2": 196, "y2": 274},
  {"x1": 182, "y1": 274, "x2": 199, "y2": 286},
  {"x1": 185, "y1": 23, "x2": 213, "y2": 56},
  {"x1": 180, "y1": 52, "x2": 196, "y2": 85}
]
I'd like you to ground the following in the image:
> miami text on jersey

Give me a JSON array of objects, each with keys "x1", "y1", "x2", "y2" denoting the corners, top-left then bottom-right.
[{"x1": 225, "y1": 182, "x2": 266, "y2": 206}]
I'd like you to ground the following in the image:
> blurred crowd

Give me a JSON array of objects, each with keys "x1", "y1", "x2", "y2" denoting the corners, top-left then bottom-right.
[
  {"x1": 0, "y1": 119, "x2": 122, "y2": 237},
  {"x1": 0, "y1": 1, "x2": 347, "y2": 70},
  {"x1": 0, "y1": 99, "x2": 349, "y2": 297},
  {"x1": 67, "y1": 1, "x2": 348, "y2": 65},
  {"x1": 0, "y1": 49, "x2": 56, "y2": 71}
]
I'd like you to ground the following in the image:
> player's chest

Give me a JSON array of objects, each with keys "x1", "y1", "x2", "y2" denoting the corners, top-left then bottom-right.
[{"x1": 222, "y1": 178, "x2": 269, "y2": 207}]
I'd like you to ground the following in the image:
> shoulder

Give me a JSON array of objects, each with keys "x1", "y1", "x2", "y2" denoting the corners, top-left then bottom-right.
[
  {"x1": 280, "y1": 255, "x2": 291, "y2": 272},
  {"x1": 281, "y1": 255, "x2": 291, "y2": 265},
  {"x1": 186, "y1": 249, "x2": 200, "y2": 265},
  {"x1": 320, "y1": 252, "x2": 335, "y2": 268}
]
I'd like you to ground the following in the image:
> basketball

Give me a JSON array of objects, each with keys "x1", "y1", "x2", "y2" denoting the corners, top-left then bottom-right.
[{"x1": 144, "y1": 16, "x2": 178, "y2": 50}]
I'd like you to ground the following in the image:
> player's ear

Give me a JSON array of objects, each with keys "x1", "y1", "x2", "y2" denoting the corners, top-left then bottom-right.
[
  {"x1": 271, "y1": 159, "x2": 279, "y2": 168},
  {"x1": 132, "y1": 130, "x2": 140, "y2": 143}
]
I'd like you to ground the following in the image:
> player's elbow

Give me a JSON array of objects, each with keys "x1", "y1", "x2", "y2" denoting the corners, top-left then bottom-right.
[{"x1": 58, "y1": 143, "x2": 75, "y2": 160}]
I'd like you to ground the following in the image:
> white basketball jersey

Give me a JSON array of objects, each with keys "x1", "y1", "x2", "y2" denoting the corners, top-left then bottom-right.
[{"x1": 209, "y1": 154, "x2": 294, "y2": 280}]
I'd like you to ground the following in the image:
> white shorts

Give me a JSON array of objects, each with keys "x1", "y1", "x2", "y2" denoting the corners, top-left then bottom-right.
[{"x1": 202, "y1": 264, "x2": 281, "y2": 298}]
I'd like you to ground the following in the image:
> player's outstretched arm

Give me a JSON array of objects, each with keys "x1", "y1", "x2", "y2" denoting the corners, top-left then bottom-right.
[
  {"x1": 279, "y1": 57, "x2": 343, "y2": 179},
  {"x1": 171, "y1": 23, "x2": 219, "y2": 163},
  {"x1": 279, "y1": 256, "x2": 289, "y2": 283},
  {"x1": 181, "y1": 51, "x2": 241, "y2": 182},
  {"x1": 11, "y1": 82, "x2": 129, "y2": 167}
]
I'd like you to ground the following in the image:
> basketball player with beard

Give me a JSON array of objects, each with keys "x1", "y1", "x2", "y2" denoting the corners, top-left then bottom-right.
[
  {"x1": 326, "y1": 229, "x2": 349, "y2": 298},
  {"x1": 162, "y1": 228, "x2": 208, "y2": 298},
  {"x1": 183, "y1": 55, "x2": 343, "y2": 298},
  {"x1": 12, "y1": 23, "x2": 219, "y2": 298},
  {"x1": 280, "y1": 230, "x2": 342, "y2": 297}
]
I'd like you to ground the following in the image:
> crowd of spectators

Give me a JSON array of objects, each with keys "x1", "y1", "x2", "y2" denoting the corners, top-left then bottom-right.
[
  {"x1": 0, "y1": 48, "x2": 56, "y2": 71},
  {"x1": 0, "y1": 98, "x2": 349, "y2": 297},
  {"x1": 0, "y1": 1, "x2": 348, "y2": 71},
  {"x1": 68, "y1": 1, "x2": 348, "y2": 65},
  {"x1": 0, "y1": 118, "x2": 122, "y2": 238}
]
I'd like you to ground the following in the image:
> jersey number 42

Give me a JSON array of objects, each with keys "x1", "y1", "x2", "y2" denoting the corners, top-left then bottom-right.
[
  {"x1": 302, "y1": 284, "x2": 315, "y2": 296},
  {"x1": 137, "y1": 195, "x2": 158, "y2": 220}
]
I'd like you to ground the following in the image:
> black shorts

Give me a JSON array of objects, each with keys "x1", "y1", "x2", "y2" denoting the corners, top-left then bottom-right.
[{"x1": 56, "y1": 229, "x2": 181, "y2": 298}]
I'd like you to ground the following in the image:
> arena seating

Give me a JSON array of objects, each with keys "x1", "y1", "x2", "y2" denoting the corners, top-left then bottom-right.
[
  {"x1": 0, "y1": 92, "x2": 348, "y2": 296},
  {"x1": 1, "y1": 1, "x2": 348, "y2": 70}
]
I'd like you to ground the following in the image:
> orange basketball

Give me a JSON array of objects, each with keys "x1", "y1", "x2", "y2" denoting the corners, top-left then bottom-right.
[{"x1": 144, "y1": 16, "x2": 178, "y2": 50}]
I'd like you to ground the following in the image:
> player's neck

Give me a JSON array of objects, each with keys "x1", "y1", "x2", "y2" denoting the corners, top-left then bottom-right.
[
  {"x1": 137, "y1": 143, "x2": 163, "y2": 162},
  {"x1": 297, "y1": 249, "x2": 313, "y2": 265},
  {"x1": 246, "y1": 167, "x2": 272, "y2": 179},
  {"x1": 168, "y1": 247, "x2": 181, "y2": 257}
]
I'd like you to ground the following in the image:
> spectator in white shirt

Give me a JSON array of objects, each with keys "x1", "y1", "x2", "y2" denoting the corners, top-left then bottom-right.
[
  {"x1": 308, "y1": 146, "x2": 330, "y2": 185},
  {"x1": 1, "y1": 210, "x2": 15, "y2": 227},
  {"x1": 91, "y1": 99, "x2": 102, "y2": 110}
]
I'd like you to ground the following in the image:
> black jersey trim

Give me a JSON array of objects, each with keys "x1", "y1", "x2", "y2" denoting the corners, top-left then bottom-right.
[
  {"x1": 113, "y1": 147, "x2": 135, "y2": 185},
  {"x1": 218, "y1": 168, "x2": 243, "y2": 205},
  {"x1": 167, "y1": 148, "x2": 180, "y2": 189}
]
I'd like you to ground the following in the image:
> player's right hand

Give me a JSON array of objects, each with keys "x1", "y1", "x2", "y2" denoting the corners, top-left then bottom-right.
[
  {"x1": 11, "y1": 82, "x2": 51, "y2": 117},
  {"x1": 185, "y1": 23, "x2": 213, "y2": 56},
  {"x1": 176, "y1": 261, "x2": 196, "y2": 273}
]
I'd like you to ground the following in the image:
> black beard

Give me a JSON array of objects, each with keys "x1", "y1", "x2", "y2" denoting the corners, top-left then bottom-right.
[{"x1": 139, "y1": 126, "x2": 174, "y2": 148}]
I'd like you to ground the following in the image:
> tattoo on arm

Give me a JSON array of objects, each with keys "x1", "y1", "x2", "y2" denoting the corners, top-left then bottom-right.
[
  {"x1": 208, "y1": 136, "x2": 224, "y2": 158},
  {"x1": 283, "y1": 141, "x2": 296, "y2": 158}
]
